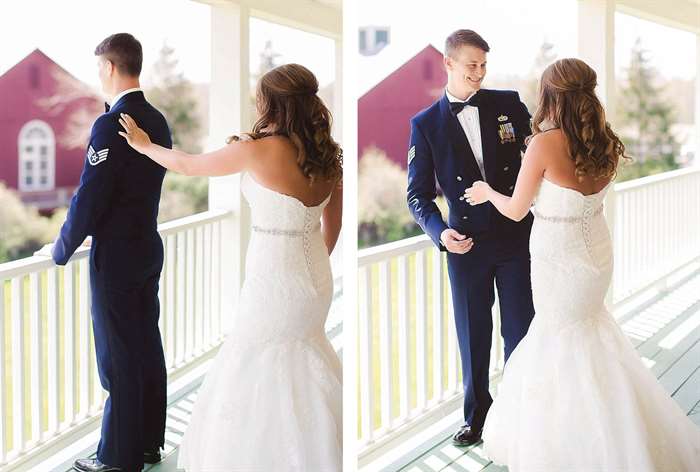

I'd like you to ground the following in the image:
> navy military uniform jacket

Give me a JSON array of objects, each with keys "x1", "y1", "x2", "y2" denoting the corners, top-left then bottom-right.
[
  {"x1": 51, "y1": 91, "x2": 171, "y2": 470},
  {"x1": 53, "y1": 91, "x2": 171, "y2": 264},
  {"x1": 407, "y1": 89, "x2": 533, "y2": 249}
]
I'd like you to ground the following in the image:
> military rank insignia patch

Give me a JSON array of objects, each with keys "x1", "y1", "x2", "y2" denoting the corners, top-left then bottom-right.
[
  {"x1": 87, "y1": 145, "x2": 109, "y2": 166},
  {"x1": 408, "y1": 145, "x2": 416, "y2": 164},
  {"x1": 498, "y1": 123, "x2": 516, "y2": 144}
]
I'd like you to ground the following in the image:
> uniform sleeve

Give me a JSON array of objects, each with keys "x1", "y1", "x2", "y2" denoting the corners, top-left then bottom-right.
[
  {"x1": 406, "y1": 118, "x2": 448, "y2": 250},
  {"x1": 52, "y1": 115, "x2": 123, "y2": 265},
  {"x1": 512, "y1": 91, "x2": 532, "y2": 153}
]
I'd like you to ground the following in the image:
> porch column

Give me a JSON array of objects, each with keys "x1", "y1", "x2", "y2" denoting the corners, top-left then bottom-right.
[
  {"x1": 334, "y1": 37, "x2": 343, "y2": 143},
  {"x1": 696, "y1": 34, "x2": 700, "y2": 166},
  {"x1": 208, "y1": 2, "x2": 251, "y2": 327},
  {"x1": 578, "y1": 0, "x2": 617, "y2": 306}
]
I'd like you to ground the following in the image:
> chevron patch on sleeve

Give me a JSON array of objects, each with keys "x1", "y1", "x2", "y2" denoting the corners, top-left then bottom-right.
[
  {"x1": 408, "y1": 146, "x2": 416, "y2": 164},
  {"x1": 87, "y1": 145, "x2": 109, "y2": 166}
]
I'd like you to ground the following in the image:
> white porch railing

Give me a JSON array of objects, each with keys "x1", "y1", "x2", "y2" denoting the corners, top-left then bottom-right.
[
  {"x1": 0, "y1": 209, "x2": 233, "y2": 471},
  {"x1": 611, "y1": 167, "x2": 700, "y2": 307},
  {"x1": 357, "y1": 167, "x2": 700, "y2": 465}
]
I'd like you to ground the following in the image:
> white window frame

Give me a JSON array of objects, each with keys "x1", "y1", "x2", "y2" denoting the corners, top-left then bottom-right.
[{"x1": 18, "y1": 119, "x2": 55, "y2": 192}]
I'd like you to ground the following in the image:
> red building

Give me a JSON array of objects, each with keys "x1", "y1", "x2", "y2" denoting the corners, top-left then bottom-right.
[
  {"x1": 0, "y1": 49, "x2": 102, "y2": 211},
  {"x1": 358, "y1": 44, "x2": 446, "y2": 169}
]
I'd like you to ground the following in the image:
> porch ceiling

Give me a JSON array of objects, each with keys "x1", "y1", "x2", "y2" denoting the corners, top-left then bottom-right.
[{"x1": 616, "y1": 0, "x2": 700, "y2": 34}]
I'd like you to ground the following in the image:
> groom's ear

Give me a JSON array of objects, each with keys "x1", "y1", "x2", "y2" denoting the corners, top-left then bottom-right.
[{"x1": 443, "y1": 55, "x2": 451, "y2": 71}]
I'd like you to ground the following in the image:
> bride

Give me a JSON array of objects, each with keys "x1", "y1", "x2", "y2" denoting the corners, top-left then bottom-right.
[
  {"x1": 118, "y1": 63, "x2": 342, "y2": 471},
  {"x1": 465, "y1": 58, "x2": 700, "y2": 471}
]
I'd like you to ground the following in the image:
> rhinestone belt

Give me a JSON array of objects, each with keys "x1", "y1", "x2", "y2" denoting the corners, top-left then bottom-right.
[
  {"x1": 532, "y1": 204, "x2": 604, "y2": 223},
  {"x1": 252, "y1": 225, "x2": 305, "y2": 237}
]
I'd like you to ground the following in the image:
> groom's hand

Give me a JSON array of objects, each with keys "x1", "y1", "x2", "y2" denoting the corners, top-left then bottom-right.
[{"x1": 440, "y1": 229, "x2": 474, "y2": 254}]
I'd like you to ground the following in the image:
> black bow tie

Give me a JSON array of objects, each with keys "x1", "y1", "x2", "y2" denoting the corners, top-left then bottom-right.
[
  {"x1": 104, "y1": 102, "x2": 110, "y2": 112},
  {"x1": 449, "y1": 91, "x2": 482, "y2": 115}
]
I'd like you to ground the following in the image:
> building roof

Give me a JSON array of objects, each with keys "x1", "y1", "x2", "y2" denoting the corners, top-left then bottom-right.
[{"x1": 358, "y1": 43, "x2": 443, "y2": 97}]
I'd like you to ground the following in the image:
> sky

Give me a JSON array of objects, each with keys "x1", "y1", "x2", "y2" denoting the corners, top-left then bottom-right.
[
  {"x1": 357, "y1": 0, "x2": 697, "y2": 81},
  {"x1": 0, "y1": 0, "x2": 336, "y2": 91}
]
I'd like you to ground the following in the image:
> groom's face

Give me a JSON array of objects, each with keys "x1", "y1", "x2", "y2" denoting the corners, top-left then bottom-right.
[{"x1": 445, "y1": 45, "x2": 487, "y2": 92}]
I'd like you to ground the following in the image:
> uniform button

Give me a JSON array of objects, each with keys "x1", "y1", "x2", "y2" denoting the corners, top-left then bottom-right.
[
  {"x1": 457, "y1": 176, "x2": 462, "y2": 181},
  {"x1": 462, "y1": 216, "x2": 468, "y2": 220},
  {"x1": 509, "y1": 185, "x2": 514, "y2": 190},
  {"x1": 459, "y1": 196, "x2": 465, "y2": 201},
  {"x1": 503, "y1": 166, "x2": 509, "y2": 171}
]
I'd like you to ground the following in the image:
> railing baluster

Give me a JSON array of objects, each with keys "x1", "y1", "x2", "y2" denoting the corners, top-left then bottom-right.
[
  {"x1": 203, "y1": 224, "x2": 212, "y2": 348},
  {"x1": 415, "y1": 249, "x2": 428, "y2": 411},
  {"x1": 397, "y1": 255, "x2": 410, "y2": 422},
  {"x1": 29, "y1": 272, "x2": 42, "y2": 444},
  {"x1": 446, "y1": 283, "x2": 458, "y2": 394},
  {"x1": 176, "y1": 232, "x2": 186, "y2": 366},
  {"x1": 378, "y1": 260, "x2": 393, "y2": 430},
  {"x1": 11, "y1": 276, "x2": 25, "y2": 453},
  {"x1": 186, "y1": 229, "x2": 195, "y2": 359},
  {"x1": 165, "y1": 234, "x2": 176, "y2": 367},
  {"x1": 0, "y1": 280, "x2": 7, "y2": 461},
  {"x1": 63, "y1": 264, "x2": 75, "y2": 425},
  {"x1": 78, "y1": 259, "x2": 90, "y2": 420},
  {"x1": 358, "y1": 266, "x2": 374, "y2": 444},
  {"x1": 195, "y1": 226, "x2": 204, "y2": 353},
  {"x1": 46, "y1": 268, "x2": 59, "y2": 435},
  {"x1": 212, "y1": 221, "x2": 222, "y2": 340},
  {"x1": 431, "y1": 248, "x2": 444, "y2": 402}
]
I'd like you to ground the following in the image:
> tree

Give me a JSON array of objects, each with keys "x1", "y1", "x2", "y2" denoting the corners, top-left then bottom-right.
[
  {"x1": 358, "y1": 148, "x2": 426, "y2": 247},
  {"x1": 522, "y1": 41, "x2": 557, "y2": 113},
  {"x1": 147, "y1": 42, "x2": 203, "y2": 154},
  {"x1": 250, "y1": 40, "x2": 282, "y2": 116},
  {"x1": 617, "y1": 38, "x2": 679, "y2": 170}
]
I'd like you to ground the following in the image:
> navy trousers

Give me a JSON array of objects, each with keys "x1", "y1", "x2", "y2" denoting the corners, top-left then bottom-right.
[
  {"x1": 89, "y1": 238, "x2": 167, "y2": 471},
  {"x1": 446, "y1": 235, "x2": 535, "y2": 430}
]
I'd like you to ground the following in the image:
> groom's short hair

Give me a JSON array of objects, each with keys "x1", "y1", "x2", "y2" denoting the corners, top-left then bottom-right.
[
  {"x1": 445, "y1": 29, "x2": 490, "y2": 57},
  {"x1": 94, "y1": 33, "x2": 143, "y2": 77}
]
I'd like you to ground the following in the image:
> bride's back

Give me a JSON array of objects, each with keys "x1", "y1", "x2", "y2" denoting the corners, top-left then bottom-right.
[{"x1": 538, "y1": 129, "x2": 613, "y2": 196}]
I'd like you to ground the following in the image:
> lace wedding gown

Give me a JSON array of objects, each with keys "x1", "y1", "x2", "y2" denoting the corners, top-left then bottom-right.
[
  {"x1": 177, "y1": 172, "x2": 342, "y2": 471},
  {"x1": 482, "y1": 178, "x2": 700, "y2": 471}
]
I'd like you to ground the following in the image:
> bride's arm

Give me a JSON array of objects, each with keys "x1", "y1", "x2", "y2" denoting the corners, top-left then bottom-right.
[
  {"x1": 322, "y1": 180, "x2": 342, "y2": 255},
  {"x1": 118, "y1": 113, "x2": 251, "y2": 176},
  {"x1": 465, "y1": 134, "x2": 547, "y2": 221}
]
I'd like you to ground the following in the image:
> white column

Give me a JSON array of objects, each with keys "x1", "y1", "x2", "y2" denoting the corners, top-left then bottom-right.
[
  {"x1": 333, "y1": 37, "x2": 343, "y2": 143},
  {"x1": 578, "y1": 0, "x2": 617, "y2": 306},
  {"x1": 696, "y1": 34, "x2": 700, "y2": 166},
  {"x1": 577, "y1": 0, "x2": 616, "y2": 110},
  {"x1": 208, "y1": 2, "x2": 251, "y2": 321}
]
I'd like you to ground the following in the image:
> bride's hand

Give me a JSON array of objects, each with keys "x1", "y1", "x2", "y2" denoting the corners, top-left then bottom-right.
[
  {"x1": 118, "y1": 113, "x2": 152, "y2": 154},
  {"x1": 464, "y1": 181, "x2": 491, "y2": 205}
]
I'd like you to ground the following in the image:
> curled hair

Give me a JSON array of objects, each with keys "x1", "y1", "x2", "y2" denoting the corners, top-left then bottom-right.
[
  {"x1": 228, "y1": 63, "x2": 342, "y2": 184},
  {"x1": 532, "y1": 58, "x2": 630, "y2": 181}
]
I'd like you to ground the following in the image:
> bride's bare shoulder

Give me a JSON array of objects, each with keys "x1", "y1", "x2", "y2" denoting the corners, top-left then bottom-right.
[{"x1": 524, "y1": 129, "x2": 565, "y2": 164}]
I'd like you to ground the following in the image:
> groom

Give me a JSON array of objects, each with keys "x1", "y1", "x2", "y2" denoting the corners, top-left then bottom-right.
[
  {"x1": 52, "y1": 33, "x2": 172, "y2": 472},
  {"x1": 407, "y1": 29, "x2": 535, "y2": 446}
]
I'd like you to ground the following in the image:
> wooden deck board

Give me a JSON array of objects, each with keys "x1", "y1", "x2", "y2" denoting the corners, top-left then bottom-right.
[{"x1": 400, "y1": 275, "x2": 700, "y2": 472}]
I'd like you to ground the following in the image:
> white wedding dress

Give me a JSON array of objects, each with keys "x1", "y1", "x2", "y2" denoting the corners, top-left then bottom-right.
[
  {"x1": 177, "y1": 172, "x2": 342, "y2": 471},
  {"x1": 482, "y1": 178, "x2": 700, "y2": 471}
]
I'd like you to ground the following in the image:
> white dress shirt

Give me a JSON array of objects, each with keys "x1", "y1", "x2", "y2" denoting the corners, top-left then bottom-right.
[
  {"x1": 446, "y1": 88, "x2": 485, "y2": 179},
  {"x1": 110, "y1": 87, "x2": 143, "y2": 108}
]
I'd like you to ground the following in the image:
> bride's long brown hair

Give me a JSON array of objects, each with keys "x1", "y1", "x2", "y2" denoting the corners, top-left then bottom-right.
[
  {"x1": 531, "y1": 58, "x2": 630, "y2": 181},
  {"x1": 228, "y1": 63, "x2": 342, "y2": 184}
]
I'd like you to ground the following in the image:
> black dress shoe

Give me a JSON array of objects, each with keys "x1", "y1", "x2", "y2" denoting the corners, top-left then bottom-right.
[
  {"x1": 73, "y1": 458, "x2": 123, "y2": 472},
  {"x1": 452, "y1": 424, "x2": 482, "y2": 446},
  {"x1": 144, "y1": 448, "x2": 162, "y2": 464}
]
